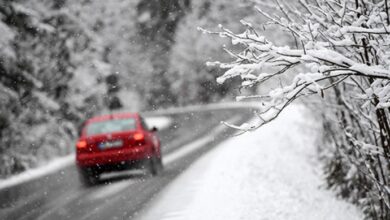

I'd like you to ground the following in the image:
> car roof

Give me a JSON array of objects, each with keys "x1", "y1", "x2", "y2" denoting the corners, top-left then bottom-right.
[{"x1": 86, "y1": 112, "x2": 139, "y2": 123}]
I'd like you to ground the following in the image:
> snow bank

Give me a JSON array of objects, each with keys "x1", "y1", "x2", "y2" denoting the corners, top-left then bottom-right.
[
  {"x1": 144, "y1": 116, "x2": 173, "y2": 130},
  {"x1": 0, "y1": 154, "x2": 74, "y2": 190},
  {"x1": 143, "y1": 101, "x2": 259, "y2": 115},
  {"x1": 162, "y1": 115, "x2": 242, "y2": 166},
  {"x1": 137, "y1": 105, "x2": 363, "y2": 220}
]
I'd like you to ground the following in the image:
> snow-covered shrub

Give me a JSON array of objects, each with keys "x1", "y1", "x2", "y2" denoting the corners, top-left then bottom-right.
[{"x1": 208, "y1": 0, "x2": 390, "y2": 218}]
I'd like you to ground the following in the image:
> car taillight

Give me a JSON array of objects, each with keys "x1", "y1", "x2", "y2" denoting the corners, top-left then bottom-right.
[
  {"x1": 133, "y1": 132, "x2": 144, "y2": 141},
  {"x1": 76, "y1": 140, "x2": 87, "y2": 149}
]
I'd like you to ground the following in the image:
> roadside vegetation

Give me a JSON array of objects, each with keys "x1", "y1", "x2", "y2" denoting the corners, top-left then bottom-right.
[{"x1": 208, "y1": 0, "x2": 390, "y2": 218}]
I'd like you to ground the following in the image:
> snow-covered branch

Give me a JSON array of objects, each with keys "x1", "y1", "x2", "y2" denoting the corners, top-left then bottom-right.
[
  {"x1": 207, "y1": 0, "x2": 390, "y2": 217},
  {"x1": 206, "y1": 0, "x2": 390, "y2": 131}
]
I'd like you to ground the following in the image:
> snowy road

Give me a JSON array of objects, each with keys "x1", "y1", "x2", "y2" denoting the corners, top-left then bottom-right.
[
  {"x1": 137, "y1": 105, "x2": 363, "y2": 220},
  {"x1": 0, "y1": 106, "x2": 254, "y2": 220}
]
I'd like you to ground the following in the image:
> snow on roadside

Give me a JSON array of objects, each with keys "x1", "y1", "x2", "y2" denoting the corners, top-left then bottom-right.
[
  {"x1": 143, "y1": 101, "x2": 259, "y2": 115},
  {"x1": 0, "y1": 154, "x2": 74, "y2": 190},
  {"x1": 137, "y1": 104, "x2": 363, "y2": 220},
  {"x1": 145, "y1": 116, "x2": 172, "y2": 130}
]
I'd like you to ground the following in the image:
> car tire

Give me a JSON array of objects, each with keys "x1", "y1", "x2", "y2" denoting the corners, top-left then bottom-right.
[
  {"x1": 78, "y1": 168, "x2": 100, "y2": 186},
  {"x1": 146, "y1": 156, "x2": 163, "y2": 176},
  {"x1": 156, "y1": 156, "x2": 163, "y2": 172}
]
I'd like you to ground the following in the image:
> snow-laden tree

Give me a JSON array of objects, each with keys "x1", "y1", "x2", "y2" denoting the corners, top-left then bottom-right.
[
  {"x1": 63, "y1": 0, "x2": 146, "y2": 110},
  {"x1": 136, "y1": 0, "x2": 191, "y2": 109},
  {"x1": 0, "y1": 0, "x2": 112, "y2": 177},
  {"x1": 169, "y1": 0, "x2": 263, "y2": 105},
  {"x1": 207, "y1": 0, "x2": 390, "y2": 218}
]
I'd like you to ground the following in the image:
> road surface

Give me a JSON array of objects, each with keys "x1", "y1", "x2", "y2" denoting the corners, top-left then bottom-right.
[{"x1": 0, "y1": 106, "x2": 254, "y2": 220}]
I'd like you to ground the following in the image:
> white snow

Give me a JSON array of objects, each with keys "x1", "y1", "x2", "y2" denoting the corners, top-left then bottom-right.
[
  {"x1": 87, "y1": 179, "x2": 135, "y2": 200},
  {"x1": 137, "y1": 105, "x2": 363, "y2": 220},
  {"x1": 163, "y1": 115, "x2": 242, "y2": 166},
  {"x1": 0, "y1": 154, "x2": 74, "y2": 190},
  {"x1": 145, "y1": 116, "x2": 173, "y2": 131},
  {"x1": 143, "y1": 101, "x2": 259, "y2": 115}
]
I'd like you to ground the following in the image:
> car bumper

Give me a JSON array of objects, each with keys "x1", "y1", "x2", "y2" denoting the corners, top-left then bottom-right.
[{"x1": 76, "y1": 146, "x2": 152, "y2": 167}]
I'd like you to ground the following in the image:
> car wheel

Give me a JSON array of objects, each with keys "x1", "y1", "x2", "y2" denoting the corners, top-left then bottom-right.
[
  {"x1": 157, "y1": 156, "x2": 164, "y2": 172},
  {"x1": 154, "y1": 156, "x2": 163, "y2": 174},
  {"x1": 78, "y1": 168, "x2": 100, "y2": 186},
  {"x1": 146, "y1": 156, "x2": 163, "y2": 176}
]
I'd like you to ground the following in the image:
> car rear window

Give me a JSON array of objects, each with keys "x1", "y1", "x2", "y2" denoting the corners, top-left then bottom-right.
[{"x1": 86, "y1": 118, "x2": 136, "y2": 136}]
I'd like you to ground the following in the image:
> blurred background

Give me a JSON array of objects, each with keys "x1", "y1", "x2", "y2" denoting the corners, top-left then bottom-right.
[{"x1": 0, "y1": 0, "x2": 294, "y2": 178}]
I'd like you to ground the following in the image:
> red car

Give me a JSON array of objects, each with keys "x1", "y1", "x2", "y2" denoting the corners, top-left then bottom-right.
[{"x1": 75, "y1": 112, "x2": 163, "y2": 185}]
